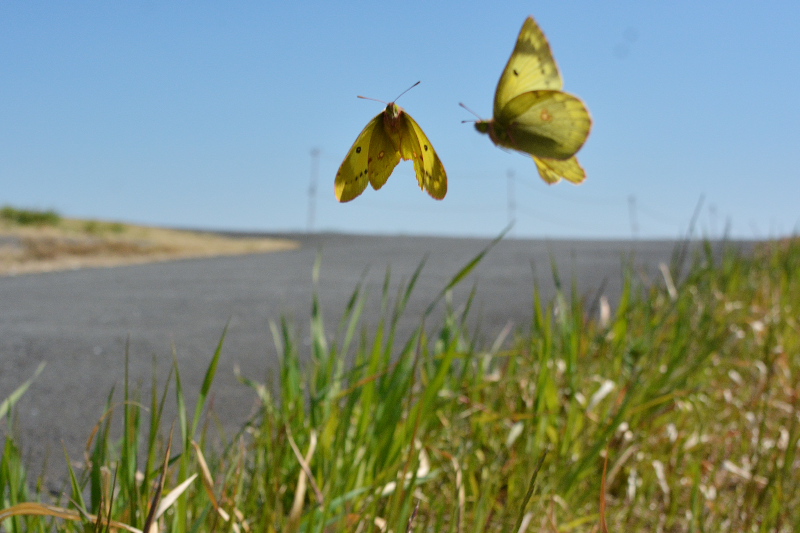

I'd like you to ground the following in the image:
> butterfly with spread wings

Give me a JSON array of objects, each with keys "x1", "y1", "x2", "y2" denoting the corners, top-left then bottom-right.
[
  {"x1": 335, "y1": 84, "x2": 447, "y2": 202},
  {"x1": 473, "y1": 16, "x2": 592, "y2": 184}
]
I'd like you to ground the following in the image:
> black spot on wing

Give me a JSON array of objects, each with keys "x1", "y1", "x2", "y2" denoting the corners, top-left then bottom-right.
[{"x1": 337, "y1": 167, "x2": 368, "y2": 185}]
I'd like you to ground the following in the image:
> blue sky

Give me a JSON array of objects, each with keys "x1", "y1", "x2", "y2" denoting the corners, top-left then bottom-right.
[{"x1": 2, "y1": 2, "x2": 798, "y2": 239}]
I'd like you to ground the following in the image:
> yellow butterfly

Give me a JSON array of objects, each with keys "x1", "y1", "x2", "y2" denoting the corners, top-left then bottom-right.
[
  {"x1": 474, "y1": 16, "x2": 591, "y2": 184},
  {"x1": 335, "y1": 85, "x2": 447, "y2": 202}
]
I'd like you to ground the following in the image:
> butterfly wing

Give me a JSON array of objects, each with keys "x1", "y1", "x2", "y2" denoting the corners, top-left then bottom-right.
[
  {"x1": 335, "y1": 109, "x2": 401, "y2": 202},
  {"x1": 494, "y1": 90, "x2": 591, "y2": 159},
  {"x1": 395, "y1": 109, "x2": 447, "y2": 200},
  {"x1": 533, "y1": 155, "x2": 586, "y2": 185},
  {"x1": 494, "y1": 16, "x2": 563, "y2": 115}
]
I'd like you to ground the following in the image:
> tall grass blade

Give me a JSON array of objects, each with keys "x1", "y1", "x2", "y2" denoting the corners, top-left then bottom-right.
[{"x1": 0, "y1": 362, "x2": 45, "y2": 422}]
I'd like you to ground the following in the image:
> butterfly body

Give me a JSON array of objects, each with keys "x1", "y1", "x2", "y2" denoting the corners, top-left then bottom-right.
[
  {"x1": 475, "y1": 16, "x2": 591, "y2": 184},
  {"x1": 335, "y1": 101, "x2": 447, "y2": 202}
]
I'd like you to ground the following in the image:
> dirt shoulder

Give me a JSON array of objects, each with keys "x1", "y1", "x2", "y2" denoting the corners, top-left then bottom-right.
[{"x1": 0, "y1": 218, "x2": 299, "y2": 276}]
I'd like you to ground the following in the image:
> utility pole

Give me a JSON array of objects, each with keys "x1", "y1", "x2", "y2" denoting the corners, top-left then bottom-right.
[
  {"x1": 507, "y1": 169, "x2": 516, "y2": 231},
  {"x1": 307, "y1": 148, "x2": 320, "y2": 232},
  {"x1": 628, "y1": 194, "x2": 639, "y2": 238},
  {"x1": 709, "y1": 203, "x2": 717, "y2": 238}
]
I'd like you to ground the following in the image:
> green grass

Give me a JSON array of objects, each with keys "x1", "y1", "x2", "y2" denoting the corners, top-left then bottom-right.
[
  {"x1": 82, "y1": 220, "x2": 127, "y2": 235},
  {"x1": 0, "y1": 206, "x2": 61, "y2": 227},
  {"x1": 1, "y1": 237, "x2": 799, "y2": 531},
  {"x1": 0, "y1": 204, "x2": 126, "y2": 235}
]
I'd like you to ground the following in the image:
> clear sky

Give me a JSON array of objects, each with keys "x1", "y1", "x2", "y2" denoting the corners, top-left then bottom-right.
[{"x1": 2, "y1": 2, "x2": 798, "y2": 239}]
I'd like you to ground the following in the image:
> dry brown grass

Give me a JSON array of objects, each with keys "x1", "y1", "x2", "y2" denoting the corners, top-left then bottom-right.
[{"x1": 0, "y1": 218, "x2": 299, "y2": 276}]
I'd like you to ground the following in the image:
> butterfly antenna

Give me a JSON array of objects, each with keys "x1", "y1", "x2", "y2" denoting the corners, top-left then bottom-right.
[
  {"x1": 392, "y1": 81, "x2": 421, "y2": 103},
  {"x1": 358, "y1": 81, "x2": 421, "y2": 105},
  {"x1": 357, "y1": 95, "x2": 388, "y2": 104},
  {"x1": 459, "y1": 102, "x2": 483, "y2": 122}
]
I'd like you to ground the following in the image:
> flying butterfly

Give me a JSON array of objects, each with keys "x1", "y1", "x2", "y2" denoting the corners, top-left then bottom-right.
[
  {"x1": 335, "y1": 83, "x2": 447, "y2": 202},
  {"x1": 470, "y1": 16, "x2": 591, "y2": 184}
]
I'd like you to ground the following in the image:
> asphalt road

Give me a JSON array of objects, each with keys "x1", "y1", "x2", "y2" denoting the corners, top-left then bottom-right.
[{"x1": 0, "y1": 233, "x2": 753, "y2": 485}]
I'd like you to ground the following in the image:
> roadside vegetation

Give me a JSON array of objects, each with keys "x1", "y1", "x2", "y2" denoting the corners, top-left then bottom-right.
[
  {"x1": 0, "y1": 206, "x2": 62, "y2": 227},
  {"x1": 1, "y1": 235, "x2": 798, "y2": 531},
  {"x1": 0, "y1": 207, "x2": 297, "y2": 276}
]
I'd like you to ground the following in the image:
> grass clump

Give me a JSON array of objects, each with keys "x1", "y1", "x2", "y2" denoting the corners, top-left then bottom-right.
[
  {"x1": 0, "y1": 206, "x2": 61, "y2": 227},
  {"x1": 1, "y1": 237, "x2": 799, "y2": 531},
  {"x1": 83, "y1": 220, "x2": 127, "y2": 235}
]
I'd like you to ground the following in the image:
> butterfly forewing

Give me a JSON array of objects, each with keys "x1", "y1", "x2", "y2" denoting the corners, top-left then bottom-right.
[
  {"x1": 335, "y1": 113, "x2": 384, "y2": 202},
  {"x1": 533, "y1": 155, "x2": 586, "y2": 184},
  {"x1": 400, "y1": 112, "x2": 447, "y2": 200},
  {"x1": 494, "y1": 16, "x2": 563, "y2": 115}
]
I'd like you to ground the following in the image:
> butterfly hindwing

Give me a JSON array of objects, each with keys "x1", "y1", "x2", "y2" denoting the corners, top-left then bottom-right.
[
  {"x1": 533, "y1": 155, "x2": 586, "y2": 185},
  {"x1": 494, "y1": 16, "x2": 563, "y2": 115},
  {"x1": 367, "y1": 107, "x2": 403, "y2": 192},
  {"x1": 495, "y1": 90, "x2": 591, "y2": 159}
]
